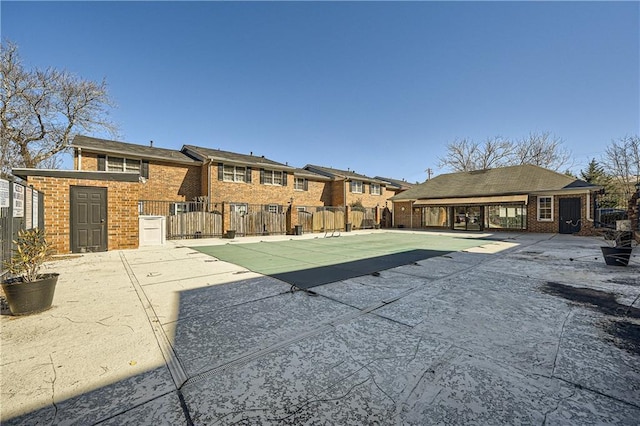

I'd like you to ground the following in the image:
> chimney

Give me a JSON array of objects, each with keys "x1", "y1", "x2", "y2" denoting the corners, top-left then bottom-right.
[{"x1": 150, "y1": 140, "x2": 154, "y2": 147}]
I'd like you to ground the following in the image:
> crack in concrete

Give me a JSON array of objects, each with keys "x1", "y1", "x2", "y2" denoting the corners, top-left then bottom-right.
[
  {"x1": 552, "y1": 308, "x2": 573, "y2": 377},
  {"x1": 48, "y1": 354, "x2": 58, "y2": 424},
  {"x1": 270, "y1": 375, "x2": 374, "y2": 424},
  {"x1": 50, "y1": 314, "x2": 135, "y2": 333},
  {"x1": 554, "y1": 376, "x2": 640, "y2": 410},
  {"x1": 541, "y1": 389, "x2": 576, "y2": 426}
]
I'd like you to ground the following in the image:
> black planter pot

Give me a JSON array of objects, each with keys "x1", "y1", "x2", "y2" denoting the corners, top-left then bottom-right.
[
  {"x1": 601, "y1": 246, "x2": 633, "y2": 267},
  {"x1": 1, "y1": 273, "x2": 59, "y2": 315}
]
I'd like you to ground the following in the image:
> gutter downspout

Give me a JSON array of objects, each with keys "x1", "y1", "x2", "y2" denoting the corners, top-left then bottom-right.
[{"x1": 77, "y1": 147, "x2": 82, "y2": 170}]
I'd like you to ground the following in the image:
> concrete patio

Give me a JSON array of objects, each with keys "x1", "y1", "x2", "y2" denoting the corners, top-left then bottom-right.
[{"x1": 1, "y1": 230, "x2": 639, "y2": 425}]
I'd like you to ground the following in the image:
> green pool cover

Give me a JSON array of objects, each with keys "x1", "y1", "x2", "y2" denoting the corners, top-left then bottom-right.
[{"x1": 192, "y1": 233, "x2": 487, "y2": 289}]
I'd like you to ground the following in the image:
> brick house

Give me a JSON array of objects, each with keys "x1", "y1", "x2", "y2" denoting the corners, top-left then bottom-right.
[
  {"x1": 390, "y1": 165, "x2": 600, "y2": 235},
  {"x1": 12, "y1": 135, "x2": 403, "y2": 253}
]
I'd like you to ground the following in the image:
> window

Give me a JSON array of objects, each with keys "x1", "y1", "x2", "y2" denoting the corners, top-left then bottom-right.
[
  {"x1": 537, "y1": 196, "x2": 553, "y2": 221},
  {"x1": 297, "y1": 206, "x2": 307, "y2": 212},
  {"x1": 294, "y1": 178, "x2": 307, "y2": 191},
  {"x1": 267, "y1": 204, "x2": 280, "y2": 214},
  {"x1": 103, "y1": 156, "x2": 146, "y2": 177},
  {"x1": 370, "y1": 183, "x2": 381, "y2": 195},
  {"x1": 230, "y1": 203, "x2": 248, "y2": 214},
  {"x1": 223, "y1": 165, "x2": 246, "y2": 182},
  {"x1": 170, "y1": 202, "x2": 189, "y2": 215},
  {"x1": 486, "y1": 204, "x2": 527, "y2": 229},
  {"x1": 107, "y1": 157, "x2": 124, "y2": 172},
  {"x1": 125, "y1": 159, "x2": 140, "y2": 172},
  {"x1": 263, "y1": 170, "x2": 283, "y2": 185},
  {"x1": 350, "y1": 180, "x2": 363, "y2": 193}
]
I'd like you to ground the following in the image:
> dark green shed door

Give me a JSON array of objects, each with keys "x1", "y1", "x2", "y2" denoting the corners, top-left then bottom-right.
[{"x1": 70, "y1": 186, "x2": 107, "y2": 253}]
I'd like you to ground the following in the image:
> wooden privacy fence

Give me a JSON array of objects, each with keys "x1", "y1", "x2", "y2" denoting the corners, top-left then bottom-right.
[
  {"x1": 298, "y1": 207, "x2": 345, "y2": 233},
  {"x1": 351, "y1": 207, "x2": 376, "y2": 230},
  {"x1": 139, "y1": 200, "x2": 222, "y2": 239},
  {"x1": 168, "y1": 211, "x2": 222, "y2": 239},
  {"x1": 230, "y1": 204, "x2": 286, "y2": 236}
]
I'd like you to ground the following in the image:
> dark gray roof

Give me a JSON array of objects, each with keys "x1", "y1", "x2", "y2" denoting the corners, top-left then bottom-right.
[
  {"x1": 292, "y1": 168, "x2": 332, "y2": 181},
  {"x1": 391, "y1": 165, "x2": 599, "y2": 201},
  {"x1": 12, "y1": 168, "x2": 140, "y2": 182},
  {"x1": 183, "y1": 145, "x2": 294, "y2": 170},
  {"x1": 304, "y1": 165, "x2": 387, "y2": 185},
  {"x1": 374, "y1": 176, "x2": 416, "y2": 191},
  {"x1": 72, "y1": 135, "x2": 200, "y2": 165}
]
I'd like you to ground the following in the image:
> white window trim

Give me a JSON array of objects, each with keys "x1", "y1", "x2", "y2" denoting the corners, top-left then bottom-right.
[
  {"x1": 537, "y1": 196, "x2": 554, "y2": 222},
  {"x1": 230, "y1": 203, "x2": 248, "y2": 214},
  {"x1": 263, "y1": 170, "x2": 283, "y2": 186},
  {"x1": 224, "y1": 165, "x2": 246, "y2": 183},
  {"x1": 107, "y1": 156, "x2": 140, "y2": 173},
  {"x1": 351, "y1": 180, "x2": 363, "y2": 194},
  {"x1": 294, "y1": 177, "x2": 306, "y2": 191},
  {"x1": 370, "y1": 183, "x2": 381, "y2": 195}
]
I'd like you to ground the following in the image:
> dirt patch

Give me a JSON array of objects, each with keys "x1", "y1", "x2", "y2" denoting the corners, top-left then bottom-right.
[
  {"x1": 541, "y1": 282, "x2": 640, "y2": 355},
  {"x1": 606, "y1": 278, "x2": 640, "y2": 287},
  {"x1": 603, "y1": 321, "x2": 640, "y2": 356},
  {"x1": 541, "y1": 282, "x2": 640, "y2": 319}
]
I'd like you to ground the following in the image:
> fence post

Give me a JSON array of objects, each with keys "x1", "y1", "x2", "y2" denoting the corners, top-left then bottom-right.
[{"x1": 222, "y1": 202, "x2": 230, "y2": 236}]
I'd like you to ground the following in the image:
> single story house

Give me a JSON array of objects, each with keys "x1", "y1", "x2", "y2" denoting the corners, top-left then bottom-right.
[{"x1": 390, "y1": 165, "x2": 600, "y2": 235}]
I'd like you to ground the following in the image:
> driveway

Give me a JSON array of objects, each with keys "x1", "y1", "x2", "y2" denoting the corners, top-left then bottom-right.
[{"x1": 1, "y1": 230, "x2": 639, "y2": 424}]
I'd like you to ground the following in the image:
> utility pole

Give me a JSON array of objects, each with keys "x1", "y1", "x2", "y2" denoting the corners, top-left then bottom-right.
[{"x1": 425, "y1": 168, "x2": 433, "y2": 181}]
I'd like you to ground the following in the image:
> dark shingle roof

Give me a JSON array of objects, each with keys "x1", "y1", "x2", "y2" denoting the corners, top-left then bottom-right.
[
  {"x1": 183, "y1": 145, "x2": 294, "y2": 170},
  {"x1": 391, "y1": 165, "x2": 599, "y2": 201},
  {"x1": 72, "y1": 135, "x2": 200, "y2": 164},
  {"x1": 292, "y1": 168, "x2": 332, "y2": 181},
  {"x1": 304, "y1": 165, "x2": 386, "y2": 184},
  {"x1": 374, "y1": 176, "x2": 416, "y2": 191}
]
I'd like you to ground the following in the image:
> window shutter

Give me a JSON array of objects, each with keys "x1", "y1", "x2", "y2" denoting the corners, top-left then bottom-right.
[
  {"x1": 98, "y1": 155, "x2": 106, "y2": 171},
  {"x1": 246, "y1": 167, "x2": 252, "y2": 183},
  {"x1": 218, "y1": 163, "x2": 224, "y2": 181},
  {"x1": 348, "y1": 181, "x2": 353, "y2": 192},
  {"x1": 141, "y1": 160, "x2": 149, "y2": 178},
  {"x1": 304, "y1": 179, "x2": 308, "y2": 191},
  {"x1": 282, "y1": 172, "x2": 287, "y2": 186},
  {"x1": 260, "y1": 169, "x2": 265, "y2": 184}
]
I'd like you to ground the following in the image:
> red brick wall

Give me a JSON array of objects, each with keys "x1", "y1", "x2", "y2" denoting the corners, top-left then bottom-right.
[
  {"x1": 393, "y1": 201, "x2": 421, "y2": 228},
  {"x1": 26, "y1": 176, "x2": 140, "y2": 254},
  {"x1": 78, "y1": 152, "x2": 201, "y2": 201},
  {"x1": 528, "y1": 194, "x2": 595, "y2": 235},
  {"x1": 211, "y1": 165, "x2": 329, "y2": 207},
  {"x1": 346, "y1": 182, "x2": 389, "y2": 209},
  {"x1": 143, "y1": 162, "x2": 201, "y2": 201}
]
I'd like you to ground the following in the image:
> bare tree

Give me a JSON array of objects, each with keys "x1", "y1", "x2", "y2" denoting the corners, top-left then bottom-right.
[
  {"x1": 438, "y1": 137, "x2": 513, "y2": 172},
  {"x1": 475, "y1": 136, "x2": 513, "y2": 170},
  {"x1": 1, "y1": 40, "x2": 116, "y2": 178},
  {"x1": 603, "y1": 135, "x2": 640, "y2": 197},
  {"x1": 511, "y1": 131, "x2": 572, "y2": 172},
  {"x1": 438, "y1": 138, "x2": 479, "y2": 172},
  {"x1": 438, "y1": 131, "x2": 572, "y2": 173}
]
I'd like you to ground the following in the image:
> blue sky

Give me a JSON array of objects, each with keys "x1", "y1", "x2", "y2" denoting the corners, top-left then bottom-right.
[{"x1": 2, "y1": 1, "x2": 638, "y2": 182}]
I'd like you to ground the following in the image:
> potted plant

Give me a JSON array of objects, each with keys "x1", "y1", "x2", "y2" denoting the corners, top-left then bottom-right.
[
  {"x1": 600, "y1": 224, "x2": 635, "y2": 267},
  {"x1": 1, "y1": 228, "x2": 58, "y2": 315}
]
